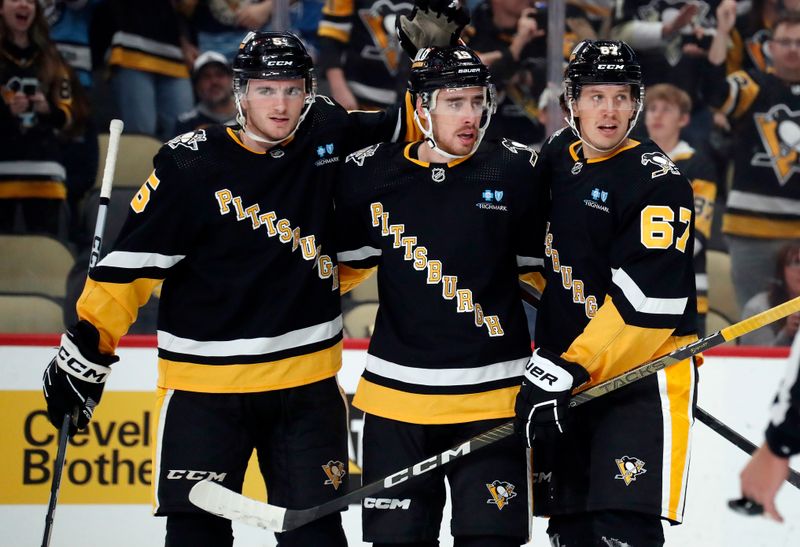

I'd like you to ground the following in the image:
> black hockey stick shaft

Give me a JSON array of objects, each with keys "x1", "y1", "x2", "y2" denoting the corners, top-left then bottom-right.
[
  {"x1": 190, "y1": 295, "x2": 800, "y2": 531},
  {"x1": 41, "y1": 119, "x2": 124, "y2": 547}
]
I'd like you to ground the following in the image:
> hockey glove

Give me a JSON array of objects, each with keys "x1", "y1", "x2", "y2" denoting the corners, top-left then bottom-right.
[
  {"x1": 42, "y1": 320, "x2": 118, "y2": 436},
  {"x1": 396, "y1": 0, "x2": 470, "y2": 58},
  {"x1": 514, "y1": 348, "x2": 589, "y2": 447}
]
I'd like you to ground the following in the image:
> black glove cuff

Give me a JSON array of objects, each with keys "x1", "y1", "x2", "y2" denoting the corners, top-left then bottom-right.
[{"x1": 67, "y1": 320, "x2": 119, "y2": 368}]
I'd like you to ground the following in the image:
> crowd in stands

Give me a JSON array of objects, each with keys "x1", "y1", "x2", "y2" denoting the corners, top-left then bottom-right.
[{"x1": 1, "y1": 0, "x2": 799, "y2": 345}]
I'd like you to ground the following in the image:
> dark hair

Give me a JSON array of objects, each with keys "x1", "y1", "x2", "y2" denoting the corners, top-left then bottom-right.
[
  {"x1": 0, "y1": 0, "x2": 66, "y2": 95},
  {"x1": 772, "y1": 10, "x2": 800, "y2": 35},
  {"x1": 768, "y1": 242, "x2": 800, "y2": 331}
]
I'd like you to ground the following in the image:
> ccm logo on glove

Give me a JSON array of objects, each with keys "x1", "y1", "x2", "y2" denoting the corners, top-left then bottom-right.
[{"x1": 56, "y1": 334, "x2": 111, "y2": 384}]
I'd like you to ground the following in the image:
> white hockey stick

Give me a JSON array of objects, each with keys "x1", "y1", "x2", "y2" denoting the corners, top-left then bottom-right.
[
  {"x1": 42, "y1": 119, "x2": 124, "y2": 547},
  {"x1": 190, "y1": 295, "x2": 800, "y2": 533}
]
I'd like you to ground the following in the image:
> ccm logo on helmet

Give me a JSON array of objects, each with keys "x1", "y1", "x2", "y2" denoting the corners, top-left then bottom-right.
[
  {"x1": 363, "y1": 498, "x2": 412, "y2": 510},
  {"x1": 266, "y1": 60, "x2": 294, "y2": 66},
  {"x1": 597, "y1": 64, "x2": 625, "y2": 70}
]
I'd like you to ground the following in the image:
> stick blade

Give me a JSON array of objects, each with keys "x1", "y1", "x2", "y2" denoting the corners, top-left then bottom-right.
[{"x1": 189, "y1": 480, "x2": 287, "y2": 532}]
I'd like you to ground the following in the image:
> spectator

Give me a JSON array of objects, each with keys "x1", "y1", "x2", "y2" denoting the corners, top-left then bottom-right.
[
  {"x1": 317, "y1": 0, "x2": 412, "y2": 110},
  {"x1": 0, "y1": 0, "x2": 74, "y2": 236},
  {"x1": 727, "y1": 0, "x2": 800, "y2": 74},
  {"x1": 467, "y1": 0, "x2": 547, "y2": 144},
  {"x1": 175, "y1": 50, "x2": 236, "y2": 134},
  {"x1": 740, "y1": 243, "x2": 800, "y2": 346},
  {"x1": 184, "y1": 0, "x2": 274, "y2": 62},
  {"x1": 706, "y1": 5, "x2": 800, "y2": 310},
  {"x1": 645, "y1": 83, "x2": 718, "y2": 335},
  {"x1": 42, "y1": 0, "x2": 99, "y2": 90},
  {"x1": 611, "y1": 0, "x2": 719, "y2": 146},
  {"x1": 106, "y1": 0, "x2": 194, "y2": 140}
]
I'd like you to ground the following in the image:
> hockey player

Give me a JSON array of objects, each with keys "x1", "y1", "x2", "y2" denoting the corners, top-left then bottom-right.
[
  {"x1": 514, "y1": 40, "x2": 698, "y2": 546},
  {"x1": 335, "y1": 45, "x2": 548, "y2": 546},
  {"x1": 40, "y1": 30, "x2": 427, "y2": 547},
  {"x1": 705, "y1": 8, "x2": 800, "y2": 310},
  {"x1": 740, "y1": 331, "x2": 800, "y2": 522}
]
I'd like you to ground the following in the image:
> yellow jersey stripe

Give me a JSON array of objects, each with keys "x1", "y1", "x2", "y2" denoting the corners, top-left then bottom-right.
[
  {"x1": 722, "y1": 213, "x2": 800, "y2": 238},
  {"x1": 157, "y1": 341, "x2": 342, "y2": 392},
  {"x1": 352, "y1": 377, "x2": 519, "y2": 424},
  {"x1": 0, "y1": 181, "x2": 66, "y2": 199},
  {"x1": 339, "y1": 264, "x2": 377, "y2": 294},
  {"x1": 109, "y1": 47, "x2": 190, "y2": 79}
]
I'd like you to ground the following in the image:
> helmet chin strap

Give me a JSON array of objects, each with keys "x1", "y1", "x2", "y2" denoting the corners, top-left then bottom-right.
[
  {"x1": 413, "y1": 89, "x2": 491, "y2": 161},
  {"x1": 234, "y1": 90, "x2": 315, "y2": 146},
  {"x1": 566, "y1": 99, "x2": 642, "y2": 155}
]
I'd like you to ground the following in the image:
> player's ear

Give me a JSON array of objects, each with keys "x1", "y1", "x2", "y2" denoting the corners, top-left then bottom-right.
[
  {"x1": 415, "y1": 95, "x2": 426, "y2": 117},
  {"x1": 678, "y1": 112, "x2": 690, "y2": 129}
]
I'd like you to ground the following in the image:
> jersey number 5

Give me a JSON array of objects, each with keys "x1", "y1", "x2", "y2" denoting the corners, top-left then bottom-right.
[
  {"x1": 640, "y1": 205, "x2": 691, "y2": 252},
  {"x1": 131, "y1": 172, "x2": 161, "y2": 214}
]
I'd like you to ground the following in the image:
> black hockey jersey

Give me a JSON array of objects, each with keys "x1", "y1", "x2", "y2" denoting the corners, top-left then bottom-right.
[
  {"x1": 336, "y1": 139, "x2": 548, "y2": 424},
  {"x1": 318, "y1": 0, "x2": 413, "y2": 107},
  {"x1": 706, "y1": 67, "x2": 800, "y2": 239},
  {"x1": 668, "y1": 140, "x2": 717, "y2": 324},
  {"x1": 536, "y1": 129, "x2": 698, "y2": 385},
  {"x1": 77, "y1": 98, "x2": 417, "y2": 393}
]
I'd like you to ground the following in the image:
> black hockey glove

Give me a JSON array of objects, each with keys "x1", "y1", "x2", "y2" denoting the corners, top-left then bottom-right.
[
  {"x1": 514, "y1": 348, "x2": 589, "y2": 447},
  {"x1": 396, "y1": 0, "x2": 470, "y2": 58},
  {"x1": 42, "y1": 320, "x2": 118, "y2": 436}
]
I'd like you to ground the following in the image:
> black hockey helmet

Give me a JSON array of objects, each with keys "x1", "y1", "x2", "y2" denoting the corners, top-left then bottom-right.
[
  {"x1": 408, "y1": 45, "x2": 492, "y2": 99},
  {"x1": 233, "y1": 31, "x2": 315, "y2": 95},
  {"x1": 564, "y1": 40, "x2": 642, "y2": 102}
]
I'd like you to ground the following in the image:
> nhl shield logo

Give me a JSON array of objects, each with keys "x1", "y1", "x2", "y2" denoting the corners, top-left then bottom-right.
[
  {"x1": 571, "y1": 162, "x2": 583, "y2": 175},
  {"x1": 322, "y1": 460, "x2": 347, "y2": 490},
  {"x1": 431, "y1": 167, "x2": 446, "y2": 182},
  {"x1": 753, "y1": 103, "x2": 800, "y2": 185},
  {"x1": 167, "y1": 130, "x2": 207, "y2": 151},
  {"x1": 486, "y1": 480, "x2": 517, "y2": 510},
  {"x1": 270, "y1": 149, "x2": 285, "y2": 159}
]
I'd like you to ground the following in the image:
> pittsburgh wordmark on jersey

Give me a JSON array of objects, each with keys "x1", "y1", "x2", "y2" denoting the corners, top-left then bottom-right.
[
  {"x1": 214, "y1": 189, "x2": 339, "y2": 291},
  {"x1": 369, "y1": 201, "x2": 505, "y2": 337},
  {"x1": 544, "y1": 224, "x2": 599, "y2": 320}
]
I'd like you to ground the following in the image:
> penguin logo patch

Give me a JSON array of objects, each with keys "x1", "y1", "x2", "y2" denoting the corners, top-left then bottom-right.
[
  {"x1": 640, "y1": 152, "x2": 680, "y2": 179},
  {"x1": 167, "y1": 130, "x2": 207, "y2": 151},
  {"x1": 322, "y1": 460, "x2": 347, "y2": 490},
  {"x1": 614, "y1": 456, "x2": 647, "y2": 486},
  {"x1": 486, "y1": 480, "x2": 517, "y2": 510}
]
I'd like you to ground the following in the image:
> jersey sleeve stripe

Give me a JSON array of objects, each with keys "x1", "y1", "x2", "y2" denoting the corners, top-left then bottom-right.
[
  {"x1": 727, "y1": 189, "x2": 800, "y2": 216},
  {"x1": 98, "y1": 250, "x2": 186, "y2": 270},
  {"x1": 694, "y1": 273, "x2": 708, "y2": 291},
  {"x1": 770, "y1": 333, "x2": 800, "y2": 432},
  {"x1": 338, "y1": 246, "x2": 382, "y2": 262},
  {"x1": 612, "y1": 268, "x2": 688, "y2": 316},
  {"x1": 156, "y1": 315, "x2": 342, "y2": 358},
  {"x1": 365, "y1": 353, "x2": 528, "y2": 387}
]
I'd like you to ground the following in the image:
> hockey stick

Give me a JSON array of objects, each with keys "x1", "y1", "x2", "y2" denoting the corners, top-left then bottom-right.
[
  {"x1": 41, "y1": 119, "x2": 124, "y2": 547},
  {"x1": 189, "y1": 295, "x2": 800, "y2": 532}
]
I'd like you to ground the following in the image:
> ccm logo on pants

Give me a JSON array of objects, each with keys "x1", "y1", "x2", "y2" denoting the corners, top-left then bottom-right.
[
  {"x1": 363, "y1": 498, "x2": 411, "y2": 510},
  {"x1": 166, "y1": 470, "x2": 227, "y2": 481}
]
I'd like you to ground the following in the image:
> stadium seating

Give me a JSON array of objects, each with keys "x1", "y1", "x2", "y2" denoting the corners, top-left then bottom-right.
[
  {"x1": 0, "y1": 235, "x2": 74, "y2": 299},
  {"x1": 94, "y1": 133, "x2": 162, "y2": 189},
  {"x1": 343, "y1": 302, "x2": 379, "y2": 338},
  {"x1": 0, "y1": 294, "x2": 64, "y2": 332},
  {"x1": 707, "y1": 250, "x2": 740, "y2": 324}
]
